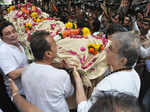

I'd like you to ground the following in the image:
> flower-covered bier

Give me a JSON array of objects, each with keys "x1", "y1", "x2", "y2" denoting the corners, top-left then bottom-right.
[{"x1": 5, "y1": 3, "x2": 65, "y2": 42}]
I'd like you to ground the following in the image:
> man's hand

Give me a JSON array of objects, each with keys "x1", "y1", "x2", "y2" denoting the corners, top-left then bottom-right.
[
  {"x1": 62, "y1": 59, "x2": 79, "y2": 69},
  {"x1": 72, "y1": 66, "x2": 80, "y2": 78},
  {"x1": 9, "y1": 78, "x2": 19, "y2": 96},
  {"x1": 146, "y1": 2, "x2": 150, "y2": 16},
  {"x1": 8, "y1": 67, "x2": 24, "y2": 80}
]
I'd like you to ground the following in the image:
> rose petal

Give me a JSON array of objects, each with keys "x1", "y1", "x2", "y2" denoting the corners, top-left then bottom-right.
[{"x1": 80, "y1": 47, "x2": 86, "y2": 52}]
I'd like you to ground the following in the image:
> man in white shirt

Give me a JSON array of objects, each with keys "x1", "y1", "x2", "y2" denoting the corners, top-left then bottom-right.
[
  {"x1": 72, "y1": 32, "x2": 141, "y2": 112},
  {"x1": 0, "y1": 20, "x2": 28, "y2": 96},
  {"x1": 0, "y1": 38, "x2": 3, "y2": 45},
  {"x1": 22, "y1": 31, "x2": 74, "y2": 112}
]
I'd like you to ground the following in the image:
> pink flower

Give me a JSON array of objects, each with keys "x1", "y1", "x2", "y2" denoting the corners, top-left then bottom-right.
[
  {"x1": 81, "y1": 62, "x2": 92, "y2": 69},
  {"x1": 26, "y1": 2, "x2": 32, "y2": 7},
  {"x1": 50, "y1": 33, "x2": 55, "y2": 38},
  {"x1": 80, "y1": 47, "x2": 86, "y2": 52},
  {"x1": 27, "y1": 32, "x2": 31, "y2": 41},
  {"x1": 24, "y1": 16, "x2": 28, "y2": 20},
  {"x1": 68, "y1": 50, "x2": 77, "y2": 55},
  {"x1": 36, "y1": 9, "x2": 41, "y2": 14},
  {"x1": 83, "y1": 56, "x2": 86, "y2": 62},
  {"x1": 50, "y1": 24, "x2": 56, "y2": 30},
  {"x1": 17, "y1": 4, "x2": 21, "y2": 9},
  {"x1": 80, "y1": 58, "x2": 83, "y2": 64}
]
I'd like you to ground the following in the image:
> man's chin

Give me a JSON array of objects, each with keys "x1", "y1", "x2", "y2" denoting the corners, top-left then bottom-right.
[{"x1": 10, "y1": 40, "x2": 19, "y2": 46}]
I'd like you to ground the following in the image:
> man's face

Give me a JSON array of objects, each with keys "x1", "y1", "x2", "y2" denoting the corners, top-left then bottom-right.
[
  {"x1": 111, "y1": 15, "x2": 120, "y2": 24},
  {"x1": 2, "y1": 25, "x2": 18, "y2": 45},
  {"x1": 143, "y1": 21, "x2": 150, "y2": 30},
  {"x1": 45, "y1": 35, "x2": 57, "y2": 59},
  {"x1": 106, "y1": 39, "x2": 121, "y2": 68},
  {"x1": 124, "y1": 16, "x2": 131, "y2": 26}
]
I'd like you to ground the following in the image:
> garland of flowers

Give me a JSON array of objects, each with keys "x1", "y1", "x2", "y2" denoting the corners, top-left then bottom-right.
[
  {"x1": 88, "y1": 43, "x2": 105, "y2": 55},
  {"x1": 62, "y1": 21, "x2": 92, "y2": 38},
  {"x1": 5, "y1": 3, "x2": 65, "y2": 42},
  {"x1": 65, "y1": 21, "x2": 77, "y2": 29}
]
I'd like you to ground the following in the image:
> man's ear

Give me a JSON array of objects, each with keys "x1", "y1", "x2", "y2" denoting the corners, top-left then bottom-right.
[
  {"x1": 44, "y1": 51, "x2": 52, "y2": 58},
  {"x1": 120, "y1": 57, "x2": 127, "y2": 66}
]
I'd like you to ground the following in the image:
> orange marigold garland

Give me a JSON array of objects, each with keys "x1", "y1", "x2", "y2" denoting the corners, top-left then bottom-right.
[{"x1": 88, "y1": 43, "x2": 105, "y2": 55}]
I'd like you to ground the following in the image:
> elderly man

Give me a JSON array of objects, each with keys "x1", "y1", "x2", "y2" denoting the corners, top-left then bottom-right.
[
  {"x1": 72, "y1": 32, "x2": 141, "y2": 112},
  {"x1": 0, "y1": 20, "x2": 28, "y2": 96},
  {"x1": 21, "y1": 31, "x2": 74, "y2": 112}
]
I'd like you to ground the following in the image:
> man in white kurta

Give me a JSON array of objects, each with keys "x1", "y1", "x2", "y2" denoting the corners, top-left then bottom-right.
[
  {"x1": 0, "y1": 42, "x2": 27, "y2": 95},
  {"x1": 77, "y1": 69, "x2": 141, "y2": 112},
  {"x1": 0, "y1": 21, "x2": 28, "y2": 96},
  {"x1": 21, "y1": 30, "x2": 74, "y2": 112},
  {"x1": 22, "y1": 63, "x2": 74, "y2": 112}
]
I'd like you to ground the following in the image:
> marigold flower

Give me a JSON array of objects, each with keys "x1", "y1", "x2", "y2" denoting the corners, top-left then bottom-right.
[
  {"x1": 82, "y1": 27, "x2": 91, "y2": 37},
  {"x1": 30, "y1": 12, "x2": 38, "y2": 18},
  {"x1": 65, "y1": 22, "x2": 73, "y2": 29},
  {"x1": 9, "y1": 6, "x2": 15, "y2": 11}
]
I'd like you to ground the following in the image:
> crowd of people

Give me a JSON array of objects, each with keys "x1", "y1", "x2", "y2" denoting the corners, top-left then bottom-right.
[{"x1": 0, "y1": 0, "x2": 150, "y2": 112}]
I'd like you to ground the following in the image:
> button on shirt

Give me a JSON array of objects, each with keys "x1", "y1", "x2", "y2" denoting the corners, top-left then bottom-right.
[
  {"x1": 22, "y1": 63, "x2": 74, "y2": 112},
  {"x1": 78, "y1": 69, "x2": 141, "y2": 112},
  {"x1": 0, "y1": 42, "x2": 28, "y2": 95}
]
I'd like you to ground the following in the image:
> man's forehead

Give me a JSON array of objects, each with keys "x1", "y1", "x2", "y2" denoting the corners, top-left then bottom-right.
[{"x1": 2, "y1": 25, "x2": 14, "y2": 31}]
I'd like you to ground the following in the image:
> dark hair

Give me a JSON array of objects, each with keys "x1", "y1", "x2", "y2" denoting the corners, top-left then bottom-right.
[
  {"x1": 106, "y1": 23, "x2": 128, "y2": 38},
  {"x1": 89, "y1": 91, "x2": 143, "y2": 112},
  {"x1": 0, "y1": 20, "x2": 14, "y2": 36},
  {"x1": 30, "y1": 31, "x2": 50, "y2": 61},
  {"x1": 92, "y1": 18, "x2": 100, "y2": 32}
]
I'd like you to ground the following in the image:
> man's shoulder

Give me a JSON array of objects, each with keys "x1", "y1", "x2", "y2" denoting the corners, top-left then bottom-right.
[
  {"x1": 0, "y1": 43, "x2": 10, "y2": 54},
  {"x1": 102, "y1": 70, "x2": 139, "y2": 83},
  {"x1": 51, "y1": 67, "x2": 69, "y2": 76}
]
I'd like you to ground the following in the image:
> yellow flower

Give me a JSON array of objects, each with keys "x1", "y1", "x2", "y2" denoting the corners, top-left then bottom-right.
[
  {"x1": 65, "y1": 22, "x2": 73, "y2": 29},
  {"x1": 30, "y1": 12, "x2": 38, "y2": 18},
  {"x1": 36, "y1": 18, "x2": 41, "y2": 22},
  {"x1": 8, "y1": 6, "x2": 15, "y2": 12},
  {"x1": 7, "y1": 8, "x2": 10, "y2": 13},
  {"x1": 88, "y1": 43, "x2": 95, "y2": 47},
  {"x1": 73, "y1": 23, "x2": 77, "y2": 29},
  {"x1": 25, "y1": 23, "x2": 32, "y2": 28},
  {"x1": 88, "y1": 43, "x2": 103, "y2": 55},
  {"x1": 95, "y1": 44, "x2": 101, "y2": 50},
  {"x1": 10, "y1": 6, "x2": 15, "y2": 11},
  {"x1": 82, "y1": 27, "x2": 91, "y2": 37}
]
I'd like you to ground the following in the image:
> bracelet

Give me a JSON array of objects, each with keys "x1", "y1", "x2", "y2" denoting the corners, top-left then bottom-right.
[{"x1": 11, "y1": 92, "x2": 18, "y2": 101}]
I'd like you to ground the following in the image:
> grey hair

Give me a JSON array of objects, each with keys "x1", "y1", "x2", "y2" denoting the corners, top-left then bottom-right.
[{"x1": 112, "y1": 32, "x2": 141, "y2": 68}]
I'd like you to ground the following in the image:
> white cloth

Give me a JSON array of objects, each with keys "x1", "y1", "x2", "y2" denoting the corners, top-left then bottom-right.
[
  {"x1": 0, "y1": 42, "x2": 28, "y2": 95},
  {"x1": 140, "y1": 46, "x2": 150, "y2": 58},
  {"x1": 132, "y1": 21, "x2": 140, "y2": 31},
  {"x1": 2, "y1": 0, "x2": 12, "y2": 5},
  {"x1": 22, "y1": 63, "x2": 74, "y2": 112},
  {"x1": 0, "y1": 109, "x2": 3, "y2": 112},
  {"x1": 78, "y1": 69, "x2": 141, "y2": 112},
  {"x1": 0, "y1": 39, "x2": 3, "y2": 46}
]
